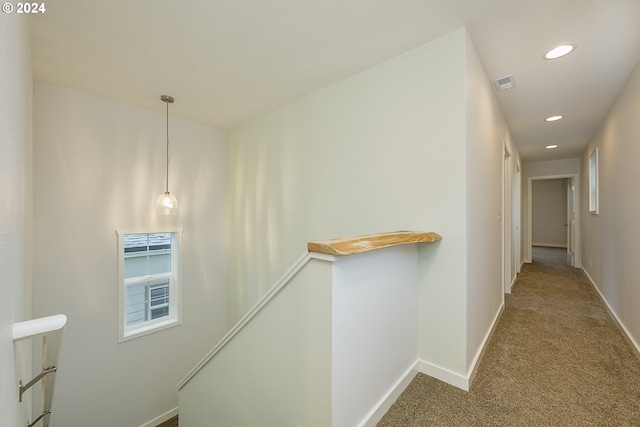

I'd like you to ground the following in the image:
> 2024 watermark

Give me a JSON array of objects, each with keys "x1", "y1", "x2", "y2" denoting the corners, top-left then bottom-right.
[{"x1": 2, "y1": 2, "x2": 46, "y2": 13}]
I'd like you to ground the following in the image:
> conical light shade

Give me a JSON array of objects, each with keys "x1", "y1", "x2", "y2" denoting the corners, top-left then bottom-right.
[{"x1": 157, "y1": 191, "x2": 178, "y2": 216}]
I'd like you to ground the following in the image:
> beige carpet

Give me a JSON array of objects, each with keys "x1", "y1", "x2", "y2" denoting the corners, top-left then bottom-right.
[
  {"x1": 156, "y1": 415, "x2": 178, "y2": 427},
  {"x1": 378, "y1": 247, "x2": 640, "y2": 426}
]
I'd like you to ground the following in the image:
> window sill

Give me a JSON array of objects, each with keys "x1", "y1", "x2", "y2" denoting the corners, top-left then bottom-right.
[{"x1": 119, "y1": 317, "x2": 182, "y2": 343}]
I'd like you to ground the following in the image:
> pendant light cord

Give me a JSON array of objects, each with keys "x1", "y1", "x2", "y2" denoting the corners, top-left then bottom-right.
[
  {"x1": 165, "y1": 99, "x2": 169, "y2": 193},
  {"x1": 160, "y1": 94, "x2": 174, "y2": 194}
]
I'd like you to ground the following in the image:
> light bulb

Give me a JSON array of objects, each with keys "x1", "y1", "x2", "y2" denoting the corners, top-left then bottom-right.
[
  {"x1": 544, "y1": 44, "x2": 576, "y2": 60},
  {"x1": 156, "y1": 192, "x2": 178, "y2": 216}
]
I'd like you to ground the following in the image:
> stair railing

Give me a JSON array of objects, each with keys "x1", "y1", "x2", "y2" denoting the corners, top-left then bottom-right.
[{"x1": 13, "y1": 314, "x2": 67, "y2": 427}]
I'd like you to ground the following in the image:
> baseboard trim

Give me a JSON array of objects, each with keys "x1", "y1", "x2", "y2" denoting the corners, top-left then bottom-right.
[
  {"x1": 532, "y1": 243, "x2": 568, "y2": 248},
  {"x1": 358, "y1": 355, "x2": 475, "y2": 426},
  {"x1": 416, "y1": 359, "x2": 469, "y2": 390},
  {"x1": 415, "y1": 303, "x2": 504, "y2": 392},
  {"x1": 507, "y1": 274, "x2": 517, "y2": 293},
  {"x1": 138, "y1": 407, "x2": 178, "y2": 427},
  {"x1": 359, "y1": 362, "x2": 419, "y2": 427},
  {"x1": 581, "y1": 268, "x2": 640, "y2": 359},
  {"x1": 466, "y1": 304, "x2": 504, "y2": 387},
  {"x1": 347, "y1": 305, "x2": 505, "y2": 425},
  {"x1": 359, "y1": 356, "x2": 473, "y2": 426}
]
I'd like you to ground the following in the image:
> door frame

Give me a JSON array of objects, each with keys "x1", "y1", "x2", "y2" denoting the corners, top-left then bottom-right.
[
  {"x1": 502, "y1": 143, "x2": 520, "y2": 295},
  {"x1": 525, "y1": 174, "x2": 581, "y2": 267}
]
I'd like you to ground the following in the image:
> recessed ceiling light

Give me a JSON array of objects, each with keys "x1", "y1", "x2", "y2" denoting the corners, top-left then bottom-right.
[
  {"x1": 545, "y1": 115, "x2": 564, "y2": 122},
  {"x1": 546, "y1": 145, "x2": 559, "y2": 149},
  {"x1": 544, "y1": 44, "x2": 576, "y2": 60}
]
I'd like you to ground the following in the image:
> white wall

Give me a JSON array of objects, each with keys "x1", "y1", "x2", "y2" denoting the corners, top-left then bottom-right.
[
  {"x1": 0, "y1": 14, "x2": 32, "y2": 427},
  {"x1": 523, "y1": 158, "x2": 581, "y2": 178},
  {"x1": 227, "y1": 28, "x2": 469, "y2": 374},
  {"x1": 179, "y1": 257, "x2": 333, "y2": 427},
  {"x1": 332, "y1": 245, "x2": 418, "y2": 426},
  {"x1": 32, "y1": 83, "x2": 228, "y2": 427},
  {"x1": 581, "y1": 58, "x2": 640, "y2": 352},
  {"x1": 180, "y1": 243, "x2": 426, "y2": 426},
  {"x1": 226, "y1": 27, "x2": 519, "y2": 378},
  {"x1": 464, "y1": 31, "x2": 518, "y2": 372},
  {"x1": 532, "y1": 179, "x2": 568, "y2": 247}
]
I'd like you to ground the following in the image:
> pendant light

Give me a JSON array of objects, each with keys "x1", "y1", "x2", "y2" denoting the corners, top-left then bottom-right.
[{"x1": 156, "y1": 95, "x2": 178, "y2": 217}]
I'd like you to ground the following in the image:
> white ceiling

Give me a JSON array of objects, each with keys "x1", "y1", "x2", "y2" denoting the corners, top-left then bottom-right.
[{"x1": 29, "y1": 0, "x2": 640, "y2": 162}]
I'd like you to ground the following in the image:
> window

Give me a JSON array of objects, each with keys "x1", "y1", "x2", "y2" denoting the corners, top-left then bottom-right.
[
  {"x1": 589, "y1": 148, "x2": 599, "y2": 214},
  {"x1": 117, "y1": 230, "x2": 182, "y2": 341}
]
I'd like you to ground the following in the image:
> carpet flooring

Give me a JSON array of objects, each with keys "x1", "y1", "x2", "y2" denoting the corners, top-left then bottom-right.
[
  {"x1": 156, "y1": 415, "x2": 178, "y2": 427},
  {"x1": 378, "y1": 247, "x2": 640, "y2": 426}
]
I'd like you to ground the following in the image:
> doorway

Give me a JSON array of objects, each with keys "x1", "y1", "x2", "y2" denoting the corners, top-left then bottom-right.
[{"x1": 526, "y1": 174, "x2": 580, "y2": 267}]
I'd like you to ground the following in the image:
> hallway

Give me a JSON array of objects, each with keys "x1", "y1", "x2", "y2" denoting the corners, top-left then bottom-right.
[{"x1": 378, "y1": 247, "x2": 640, "y2": 426}]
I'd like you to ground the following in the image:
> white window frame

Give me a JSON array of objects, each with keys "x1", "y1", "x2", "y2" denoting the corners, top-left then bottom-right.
[{"x1": 116, "y1": 228, "x2": 183, "y2": 342}]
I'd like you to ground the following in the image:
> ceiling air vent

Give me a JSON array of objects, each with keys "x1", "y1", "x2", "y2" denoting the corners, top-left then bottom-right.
[{"x1": 493, "y1": 74, "x2": 516, "y2": 91}]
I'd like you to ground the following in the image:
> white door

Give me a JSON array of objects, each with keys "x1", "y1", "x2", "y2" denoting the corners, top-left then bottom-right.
[
  {"x1": 513, "y1": 163, "x2": 521, "y2": 273},
  {"x1": 566, "y1": 178, "x2": 575, "y2": 266},
  {"x1": 503, "y1": 144, "x2": 512, "y2": 294}
]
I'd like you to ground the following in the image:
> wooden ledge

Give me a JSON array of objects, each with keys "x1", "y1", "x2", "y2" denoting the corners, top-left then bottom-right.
[{"x1": 307, "y1": 231, "x2": 442, "y2": 256}]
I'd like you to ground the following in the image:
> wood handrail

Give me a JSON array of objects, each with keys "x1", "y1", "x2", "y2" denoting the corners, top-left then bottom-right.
[{"x1": 308, "y1": 231, "x2": 442, "y2": 256}]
